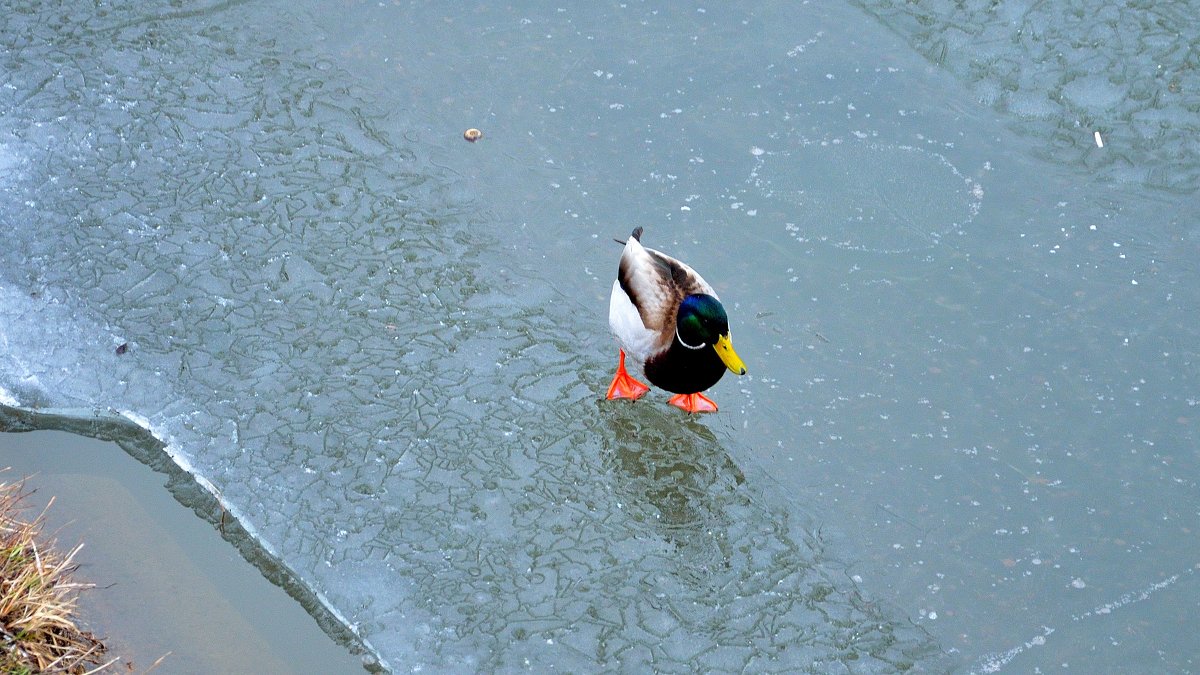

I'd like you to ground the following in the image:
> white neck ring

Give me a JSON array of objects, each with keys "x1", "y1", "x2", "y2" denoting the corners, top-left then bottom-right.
[{"x1": 676, "y1": 327, "x2": 706, "y2": 350}]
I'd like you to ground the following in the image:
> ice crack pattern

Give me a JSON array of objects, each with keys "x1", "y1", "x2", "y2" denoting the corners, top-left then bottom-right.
[
  {"x1": 852, "y1": 0, "x2": 1200, "y2": 192},
  {"x1": 0, "y1": 1, "x2": 942, "y2": 671}
]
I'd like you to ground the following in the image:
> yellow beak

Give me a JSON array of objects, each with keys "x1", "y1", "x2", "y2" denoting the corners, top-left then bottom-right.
[{"x1": 714, "y1": 334, "x2": 747, "y2": 375}]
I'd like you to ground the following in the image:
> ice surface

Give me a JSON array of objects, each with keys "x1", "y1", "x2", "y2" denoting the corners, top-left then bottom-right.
[
  {"x1": 2, "y1": 1, "x2": 1198, "y2": 673},
  {"x1": 748, "y1": 141, "x2": 984, "y2": 254},
  {"x1": 0, "y1": 1, "x2": 941, "y2": 671}
]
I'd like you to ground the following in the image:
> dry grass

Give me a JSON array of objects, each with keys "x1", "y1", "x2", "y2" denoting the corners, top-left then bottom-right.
[{"x1": 0, "y1": 476, "x2": 111, "y2": 674}]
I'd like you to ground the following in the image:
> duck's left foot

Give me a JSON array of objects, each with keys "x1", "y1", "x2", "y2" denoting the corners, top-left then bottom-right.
[{"x1": 668, "y1": 393, "x2": 719, "y2": 413}]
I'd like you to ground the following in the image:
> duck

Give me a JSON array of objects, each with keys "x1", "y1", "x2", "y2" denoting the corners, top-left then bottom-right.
[{"x1": 605, "y1": 227, "x2": 746, "y2": 413}]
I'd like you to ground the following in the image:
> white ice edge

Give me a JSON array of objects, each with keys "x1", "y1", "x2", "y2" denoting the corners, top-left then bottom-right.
[
  {"x1": 115, "y1": 409, "x2": 385, "y2": 669},
  {"x1": 0, "y1": 385, "x2": 18, "y2": 408}
]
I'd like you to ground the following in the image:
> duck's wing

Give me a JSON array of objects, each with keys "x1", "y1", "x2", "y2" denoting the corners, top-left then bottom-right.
[
  {"x1": 610, "y1": 231, "x2": 717, "y2": 364},
  {"x1": 617, "y1": 235, "x2": 716, "y2": 329},
  {"x1": 645, "y1": 245, "x2": 717, "y2": 300}
]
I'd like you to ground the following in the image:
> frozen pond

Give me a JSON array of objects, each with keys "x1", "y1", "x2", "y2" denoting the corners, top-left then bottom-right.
[{"x1": 1, "y1": 1, "x2": 1197, "y2": 672}]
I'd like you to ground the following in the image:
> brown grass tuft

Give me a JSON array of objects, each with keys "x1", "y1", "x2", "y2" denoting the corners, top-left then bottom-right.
[{"x1": 0, "y1": 475, "x2": 111, "y2": 674}]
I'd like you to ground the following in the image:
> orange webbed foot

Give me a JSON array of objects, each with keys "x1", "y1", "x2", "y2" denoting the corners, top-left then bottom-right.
[
  {"x1": 667, "y1": 392, "x2": 719, "y2": 414},
  {"x1": 606, "y1": 350, "x2": 650, "y2": 401}
]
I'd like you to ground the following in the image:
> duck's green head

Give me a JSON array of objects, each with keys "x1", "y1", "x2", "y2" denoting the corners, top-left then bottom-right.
[{"x1": 677, "y1": 294, "x2": 747, "y2": 375}]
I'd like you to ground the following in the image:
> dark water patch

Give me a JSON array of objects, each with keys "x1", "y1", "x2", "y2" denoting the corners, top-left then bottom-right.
[
  {"x1": 0, "y1": 405, "x2": 374, "y2": 670},
  {"x1": 0, "y1": 426, "x2": 368, "y2": 673}
]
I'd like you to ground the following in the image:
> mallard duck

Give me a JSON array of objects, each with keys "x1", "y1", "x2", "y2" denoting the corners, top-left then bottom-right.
[{"x1": 605, "y1": 227, "x2": 746, "y2": 413}]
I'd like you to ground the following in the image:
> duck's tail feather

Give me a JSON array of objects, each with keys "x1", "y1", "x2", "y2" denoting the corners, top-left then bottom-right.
[{"x1": 612, "y1": 226, "x2": 644, "y2": 246}]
